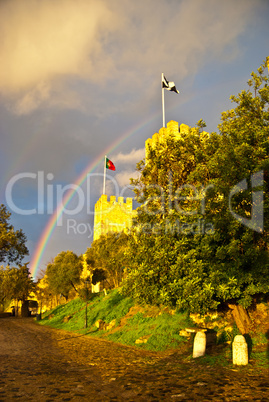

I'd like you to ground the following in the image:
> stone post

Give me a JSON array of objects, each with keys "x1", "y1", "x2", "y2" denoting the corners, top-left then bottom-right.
[
  {"x1": 193, "y1": 331, "x2": 206, "y2": 358},
  {"x1": 232, "y1": 335, "x2": 248, "y2": 365}
]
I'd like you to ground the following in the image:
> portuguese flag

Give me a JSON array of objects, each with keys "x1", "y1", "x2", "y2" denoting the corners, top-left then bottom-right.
[{"x1": 105, "y1": 157, "x2": 116, "y2": 171}]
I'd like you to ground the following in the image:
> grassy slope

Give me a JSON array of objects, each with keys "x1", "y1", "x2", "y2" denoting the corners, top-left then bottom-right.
[
  {"x1": 38, "y1": 289, "x2": 193, "y2": 352},
  {"x1": 38, "y1": 289, "x2": 269, "y2": 369}
]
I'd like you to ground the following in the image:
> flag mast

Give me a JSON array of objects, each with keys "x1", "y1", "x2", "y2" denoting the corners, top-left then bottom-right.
[
  {"x1": 102, "y1": 156, "x2": 115, "y2": 195},
  {"x1": 162, "y1": 72, "x2": 165, "y2": 128},
  {"x1": 103, "y1": 155, "x2": 107, "y2": 195},
  {"x1": 161, "y1": 73, "x2": 179, "y2": 128}
]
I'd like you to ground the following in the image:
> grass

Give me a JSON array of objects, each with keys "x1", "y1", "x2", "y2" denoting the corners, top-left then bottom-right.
[
  {"x1": 39, "y1": 289, "x2": 193, "y2": 351},
  {"x1": 106, "y1": 310, "x2": 193, "y2": 351},
  {"x1": 250, "y1": 351, "x2": 269, "y2": 368},
  {"x1": 193, "y1": 353, "x2": 231, "y2": 367},
  {"x1": 216, "y1": 324, "x2": 241, "y2": 344},
  {"x1": 40, "y1": 290, "x2": 134, "y2": 333},
  {"x1": 38, "y1": 289, "x2": 269, "y2": 368}
]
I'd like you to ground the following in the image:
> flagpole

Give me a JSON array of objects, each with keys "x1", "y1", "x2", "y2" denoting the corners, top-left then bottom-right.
[
  {"x1": 162, "y1": 72, "x2": 165, "y2": 127},
  {"x1": 103, "y1": 155, "x2": 106, "y2": 195}
]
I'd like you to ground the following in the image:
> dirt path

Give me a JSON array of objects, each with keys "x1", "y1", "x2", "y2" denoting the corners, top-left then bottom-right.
[{"x1": 0, "y1": 317, "x2": 268, "y2": 401}]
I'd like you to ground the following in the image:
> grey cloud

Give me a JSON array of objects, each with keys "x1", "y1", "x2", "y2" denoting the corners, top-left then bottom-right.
[{"x1": 0, "y1": 0, "x2": 258, "y2": 114}]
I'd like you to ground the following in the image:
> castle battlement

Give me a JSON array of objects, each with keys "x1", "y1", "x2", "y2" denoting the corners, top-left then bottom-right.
[
  {"x1": 94, "y1": 194, "x2": 133, "y2": 214},
  {"x1": 145, "y1": 120, "x2": 190, "y2": 158},
  {"x1": 145, "y1": 120, "x2": 208, "y2": 162},
  {"x1": 93, "y1": 195, "x2": 134, "y2": 241}
]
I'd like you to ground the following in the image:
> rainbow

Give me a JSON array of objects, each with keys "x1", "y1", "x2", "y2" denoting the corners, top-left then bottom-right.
[{"x1": 30, "y1": 116, "x2": 159, "y2": 280}]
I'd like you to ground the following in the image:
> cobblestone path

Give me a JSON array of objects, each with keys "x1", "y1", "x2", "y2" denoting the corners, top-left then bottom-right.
[{"x1": 0, "y1": 318, "x2": 268, "y2": 401}]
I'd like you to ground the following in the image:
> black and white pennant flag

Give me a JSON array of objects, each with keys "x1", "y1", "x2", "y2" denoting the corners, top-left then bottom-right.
[{"x1": 162, "y1": 75, "x2": 179, "y2": 94}]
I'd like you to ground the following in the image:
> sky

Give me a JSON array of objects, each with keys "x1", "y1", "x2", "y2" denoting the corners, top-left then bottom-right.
[{"x1": 0, "y1": 0, "x2": 268, "y2": 279}]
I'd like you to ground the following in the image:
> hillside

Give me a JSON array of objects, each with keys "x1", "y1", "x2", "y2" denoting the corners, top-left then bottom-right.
[{"x1": 38, "y1": 289, "x2": 269, "y2": 369}]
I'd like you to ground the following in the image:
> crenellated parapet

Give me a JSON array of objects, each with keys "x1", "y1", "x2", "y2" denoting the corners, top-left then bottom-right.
[
  {"x1": 145, "y1": 120, "x2": 208, "y2": 162},
  {"x1": 145, "y1": 120, "x2": 180, "y2": 160},
  {"x1": 93, "y1": 195, "x2": 134, "y2": 241}
]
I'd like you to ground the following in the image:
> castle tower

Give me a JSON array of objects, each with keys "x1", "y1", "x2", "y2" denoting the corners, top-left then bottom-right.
[
  {"x1": 92, "y1": 121, "x2": 202, "y2": 242},
  {"x1": 93, "y1": 194, "x2": 134, "y2": 241}
]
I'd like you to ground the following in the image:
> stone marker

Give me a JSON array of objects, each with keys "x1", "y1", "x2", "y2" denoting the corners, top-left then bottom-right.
[
  {"x1": 95, "y1": 319, "x2": 105, "y2": 330},
  {"x1": 106, "y1": 319, "x2": 117, "y2": 331},
  {"x1": 232, "y1": 335, "x2": 248, "y2": 365},
  {"x1": 193, "y1": 331, "x2": 206, "y2": 358},
  {"x1": 135, "y1": 335, "x2": 150, "y2": 344}
]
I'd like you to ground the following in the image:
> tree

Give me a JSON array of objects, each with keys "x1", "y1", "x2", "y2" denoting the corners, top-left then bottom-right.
[
  {"x1": 199, "y1": 59, "x2": 269, "y2": 330},
  {"x1": 85, "y1": 232, "x2": 130, "y2": 289},
  {"x1": 46, "y1": 251, "x2": 83, "y2": 301},
  {"x1": 0, "y1": 264, "x2": 34, "y2": 313},
  {"x1": 123, "y1": 60, "x2": 269, "y2": 333},
  {"x1": 34, "y1": 275, "x2": 54, "y2": 313},
  {"x1": 12, "y1": 263, "x2": 34, "y2": 303},
  {"x1": 0, "y1": 204, "x2": 29, "y2": 264},
  {"x1": 0, "y1": 266, "x2": 13, "y2": 310},
  {"x1": 91, "y1": 268, "x2": 107, "y2": 285}
]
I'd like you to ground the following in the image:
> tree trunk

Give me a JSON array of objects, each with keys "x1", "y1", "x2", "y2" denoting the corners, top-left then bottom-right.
[
  {"x1": 21, "y1": 299, "x2": 29, "y2": 317},
  {"x1": 70, "y1": 281, "x2": 78, "y2": 293},
  {"x1": 228, "y1": 303, "x2": 251, "y2": 334}
]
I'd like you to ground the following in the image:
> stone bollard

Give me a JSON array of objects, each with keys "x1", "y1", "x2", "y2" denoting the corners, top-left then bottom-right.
[
  {"x1": 193, "y1": 331, "x2": 206, "y2": 358},
  {"x1": 232, "y1": 335, "x2": 248, "y2": 365}
]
